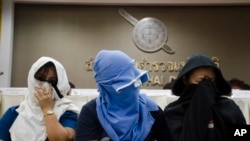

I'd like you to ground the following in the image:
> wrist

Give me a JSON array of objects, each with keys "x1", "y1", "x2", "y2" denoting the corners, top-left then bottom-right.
[{"x1": 43, "y1": 110, "x2": 54, "y2": 118}]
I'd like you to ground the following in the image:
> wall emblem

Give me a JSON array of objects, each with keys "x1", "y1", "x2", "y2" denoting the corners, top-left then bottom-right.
[{"x1": 119, "y1": 8, "x2": 174, "y2": 54}]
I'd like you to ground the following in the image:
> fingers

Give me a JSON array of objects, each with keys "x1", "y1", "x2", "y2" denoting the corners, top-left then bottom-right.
[
  {"x1": 34, "y1": 84, "x2": 53, "y2": 101},
  {"x1": 34, "y1": 83, "x2": 54, "y2": 112},
  {"x1": 35, "y1": 83, "x2": 52, "y2": 95}
]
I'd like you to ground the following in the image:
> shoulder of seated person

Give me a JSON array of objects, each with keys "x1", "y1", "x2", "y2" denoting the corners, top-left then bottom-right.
[
  {"x1": 9, "y1": 105, "x2": 20, "y2": 112},
  {"x1": 85, "y1": 98, "x2": 97, "y2": 107}
]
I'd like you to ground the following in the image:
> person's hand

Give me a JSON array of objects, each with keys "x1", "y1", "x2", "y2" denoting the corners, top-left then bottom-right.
[{"x1": 35, "y1": 83, "x2": 55, "y2": 113}]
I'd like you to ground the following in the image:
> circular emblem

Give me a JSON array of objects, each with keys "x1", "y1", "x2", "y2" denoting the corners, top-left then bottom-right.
[
  {"x1": 119, "y1": 8, "x2": 174, "y2": 54},
  {"x1": 133, "y1": 17, "x2": 167, "y2": 52}
]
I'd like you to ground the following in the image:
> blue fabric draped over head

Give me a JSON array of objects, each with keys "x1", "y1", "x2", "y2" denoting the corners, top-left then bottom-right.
[{"x1": 94, "y1": 50, "x2": 158, "y2": 141}]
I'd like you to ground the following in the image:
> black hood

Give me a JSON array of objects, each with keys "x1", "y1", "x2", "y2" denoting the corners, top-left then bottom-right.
[{"x1": 172, "y1": 53, "x2": 231, "y2": 96}]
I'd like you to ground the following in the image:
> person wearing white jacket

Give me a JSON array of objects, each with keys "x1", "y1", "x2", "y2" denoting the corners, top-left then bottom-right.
[{"x1": 0, "y1": 56, "x2": 79, "y2": 141}]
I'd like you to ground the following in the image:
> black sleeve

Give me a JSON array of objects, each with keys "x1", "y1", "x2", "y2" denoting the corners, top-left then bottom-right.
[
  {"x1": 75, "y1": 99, "x2": 103, "y2": 141},
  {"x1": 150, "y1": 107, "x2": 170, "y2": 141},
  {"x1": 215, "y1": 97, "x2": 246, "y2": 125},
  {"x1": 179, "y1": 80, "x2": 219, "y2": 141},
  {"x1": 231, "y1": 104, "x2": 247, "y2": 125},
  {"x1": 179, "y1": 79, "x2": 240, "y2": 141}
]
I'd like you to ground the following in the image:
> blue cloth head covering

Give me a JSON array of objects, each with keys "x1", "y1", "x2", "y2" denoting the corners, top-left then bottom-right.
[{"x1": 94, "y1": 50, "x2": 158, "y2": 141}]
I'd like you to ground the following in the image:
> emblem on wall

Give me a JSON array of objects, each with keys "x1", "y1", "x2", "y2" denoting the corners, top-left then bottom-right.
[{"x1": 119, "y1": 8, "x2": 174, "y2": 54}]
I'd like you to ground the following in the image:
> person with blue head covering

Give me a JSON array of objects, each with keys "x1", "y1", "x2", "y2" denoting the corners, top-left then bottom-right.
[
  {"x1": 163, "y1": 53, "x2": 246, "y2": 141},
  {"x1": 75, "y1": 50, "x2": 168, "y2": 141}
]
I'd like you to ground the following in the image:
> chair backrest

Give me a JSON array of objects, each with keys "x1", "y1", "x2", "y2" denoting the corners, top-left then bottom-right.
[
  {"x1": 66, "y1": 95, "x2": 92, "y2": 109},
  {"x1": 1, "y1": 93, "x2": 25, "y2": 116},
  {"x1": 1, "y1": 88, "x2": 249, "y2": 125}
]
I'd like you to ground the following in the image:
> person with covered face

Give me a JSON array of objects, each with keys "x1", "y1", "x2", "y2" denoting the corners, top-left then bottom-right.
[
  {"x1": 163, "y1": 53, "x2": 246, "y2": 141},
  {"x1": 0, "y1": 57, "x2": 79, "y2": 141},
  {"x1": 75, "y1": 50, "x2": 168, "y2": 141}
]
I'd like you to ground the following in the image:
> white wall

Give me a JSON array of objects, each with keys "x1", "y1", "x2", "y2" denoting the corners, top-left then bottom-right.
[{"x1": 0, "y1": 0, "x2": 13, "y2": 87}]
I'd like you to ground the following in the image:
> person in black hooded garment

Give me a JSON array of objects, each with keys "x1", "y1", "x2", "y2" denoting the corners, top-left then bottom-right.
[{"x1": 163, "y1": 53, "x2": 246, "y2": 141}]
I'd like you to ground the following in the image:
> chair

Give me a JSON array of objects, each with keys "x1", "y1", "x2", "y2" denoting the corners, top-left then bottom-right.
[{"x1": 1, "y1": 93, "x2": 25, "y2": 115}]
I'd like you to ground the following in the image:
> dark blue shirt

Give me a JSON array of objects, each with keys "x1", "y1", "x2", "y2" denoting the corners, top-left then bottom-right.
[
  {"x1": 0, "y1": 105, "x2": 78, "y2": 141},
  {"x1": 75, "y1": 99, "x2": 169, "y2": 141}
]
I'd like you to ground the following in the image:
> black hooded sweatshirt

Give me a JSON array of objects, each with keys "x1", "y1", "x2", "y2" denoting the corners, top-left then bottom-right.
[{"x1": 164, "y1": 53, "x2": 246, "y2": 141}]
